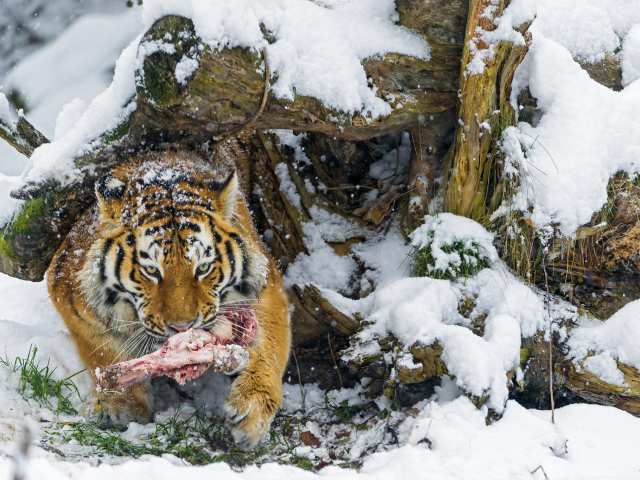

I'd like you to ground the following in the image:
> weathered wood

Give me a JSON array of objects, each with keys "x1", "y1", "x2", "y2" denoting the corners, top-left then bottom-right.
[
  {"x1": 248, "y1": 132, "x2": 308, "y2": 267},
  {"x1": 292, "y1": 284, "x2": 361, "y2": 337},
  {"x1": 442, "y1": 0, "x2": 530, "y2": 219},
  {"x1": 515, "y1": 324, "x2": 640, "y2": 416},
  {"x1": 0, "y1": 148, "x2": 126, "y2": 281}
]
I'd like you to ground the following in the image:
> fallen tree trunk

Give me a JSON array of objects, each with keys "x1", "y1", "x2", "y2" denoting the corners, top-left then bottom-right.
[
  {"x1": 1, "y1": 0, "x2": 467, "y2": 281},
  {"x1": 309, "y1": 288, "x2": 640, "y2": 417}
]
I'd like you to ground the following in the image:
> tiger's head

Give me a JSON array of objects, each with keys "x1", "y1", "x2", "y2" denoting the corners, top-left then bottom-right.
[{"x1": 81, "y1": 155, "x2": 268, "y2": 349}]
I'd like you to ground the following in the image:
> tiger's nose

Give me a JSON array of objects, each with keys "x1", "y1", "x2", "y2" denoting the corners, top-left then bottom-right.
[{"x1": 168, "y1": 321, "x2": 195, "y2": 333}]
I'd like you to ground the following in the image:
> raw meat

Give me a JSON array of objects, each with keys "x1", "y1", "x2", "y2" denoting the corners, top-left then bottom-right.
[{"x1": 96, "y1": 307, "x2": 259, "y2": 393}]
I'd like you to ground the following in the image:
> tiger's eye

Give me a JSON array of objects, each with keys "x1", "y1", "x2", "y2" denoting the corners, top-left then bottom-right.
[
  {"x1": 197, "y1": 264, "x2": 210, "y2": 273},
  {"x1": 145, "y1": 266, "x2": 158, "y2": 275}
]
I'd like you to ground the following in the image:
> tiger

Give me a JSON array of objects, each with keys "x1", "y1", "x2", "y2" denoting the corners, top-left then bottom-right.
[{"x1": 47, "y1": 150, "x2": 291, "y2": 449}]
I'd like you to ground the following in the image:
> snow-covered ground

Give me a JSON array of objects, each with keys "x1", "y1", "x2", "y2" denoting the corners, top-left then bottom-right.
[{"x1": 2, "y1": 0, "x2": 640, "y2": 478}]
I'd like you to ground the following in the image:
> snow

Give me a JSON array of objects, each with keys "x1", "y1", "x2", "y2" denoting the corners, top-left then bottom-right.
[
  {"x1": 0, "y1": 0, "x2": 128, "y2": 79},
  {"x1": 283, "y1": 213, "x2": 360, "y2": 293},
  {"x1": 0, "y1": 10, "x2": 142, "y2": 177},
  {"x1": 621, "y1": 25, "x2": 640, "y2": 87},
  {"x1": 20, "y1": 33, "x2": 141, "y2": 184},
  {"x1": 409, "y1": 213, "x2": 499, "y2": 277},
  {"x1": 489, "y1": 0, "x2": 640, "y2": 236},
  {"x1": 0, "y1": 93, "x2": 13, "y2": 127},
  {"x1": 274, "y1": 130, "x2": 311, "y2": 166},
  {"x1": 567, "y1": 299, "x2": 640, "y2": 386},
  {"x1": 351, "y1": 229, "x2": 411, "y2": 289},
  {"x1": 275, "y1": 162, "x2": 303, "y2": 213},
  {"x1": 53, "y1": 99, "x2": 89, "y2": 142},
  {"x1": 174, "y1": 55, "x2": 200, "y2": 86},
  {"x1": 140, "y1": 0, "x2": 429, "y2": 118},
  {"x1": 469, "y1": 0, "x2": 640, "y2": 77}
]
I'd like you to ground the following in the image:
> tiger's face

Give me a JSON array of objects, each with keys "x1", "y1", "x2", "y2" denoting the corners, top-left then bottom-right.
[{"x1": 83, "y1": 158, "x2": 267, "y2": 348}]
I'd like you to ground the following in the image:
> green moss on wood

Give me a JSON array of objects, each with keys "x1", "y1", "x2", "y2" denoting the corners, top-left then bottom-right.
[
  {"x1": 519, "y1": 347, "x2": 530, "y2": 368},
  {"x1": 0, "y1": 235, "x2": 19, "y2": 261},
  {"x1": 140, "y1": 16, "x2": 201, "y2": 106},
  {"x1": 8, "y1": 197, "x2": 46, "y2": 236}
]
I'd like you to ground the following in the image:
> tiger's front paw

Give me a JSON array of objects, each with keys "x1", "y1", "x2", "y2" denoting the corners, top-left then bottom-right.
[
  {"x1": 97, "y1": 382, "x2": 153, "y2": 430},
  {"x1": 224, "y1": 376, "x2": 282, "y2": 450}
]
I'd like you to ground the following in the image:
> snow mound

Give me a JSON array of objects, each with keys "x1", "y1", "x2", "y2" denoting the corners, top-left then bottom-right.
[
  {"x1": 491, "y1": 0, "x2": 640, "y2": 236},
  {"x1": 567, "y1": 299, "x2": 640, "y2": 386}
]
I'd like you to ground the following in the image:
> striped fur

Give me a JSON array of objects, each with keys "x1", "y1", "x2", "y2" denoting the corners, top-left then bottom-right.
[{"x1": 48, "y1": 152, "x2": 290, "y2": 448}]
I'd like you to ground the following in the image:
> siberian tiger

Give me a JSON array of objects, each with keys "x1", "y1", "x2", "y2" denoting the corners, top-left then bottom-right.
[{"x1": 47, "y1": 151, "x2": 291, "y2": 449}]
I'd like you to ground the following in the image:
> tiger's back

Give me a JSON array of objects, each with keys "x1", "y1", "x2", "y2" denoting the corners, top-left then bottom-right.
[{"x1": 47, "y1": 151, "x2": 290, "y2": 448}]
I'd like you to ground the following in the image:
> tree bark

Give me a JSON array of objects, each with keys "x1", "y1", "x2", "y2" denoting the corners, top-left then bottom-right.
[
  {"x1": 442, "y1": 0, "x2": 530, "y2": 220},
  {"x1": 324, "y1": 298, "x2": 640, "y2": 417}
]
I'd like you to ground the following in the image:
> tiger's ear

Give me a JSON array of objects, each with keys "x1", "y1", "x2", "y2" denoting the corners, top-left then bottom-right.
[
  {"x1": 95, "y1": 173, "x2": 126, "y2": 225},
  {"x1": 215, "y1": 171, "x2": 239, "y2": 221}
]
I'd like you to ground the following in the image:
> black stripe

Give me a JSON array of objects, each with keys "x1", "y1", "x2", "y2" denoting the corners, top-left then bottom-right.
[
  {"x1": 229, "y1": 233, "x2": 249, "y2": 280},
  {"x1": 216, "y1": 267, "x2": 225, "y2": 287},
  {"x1": 225, "y1": 240, "x2": 236, "y2": 283},
  {"x1": 145, "y1": 221, "x2": 173, "y2": 236},
  {"x1": 177, "y1": 222, "x2": 201, "y2": 232},
  {"x1": 105, "y1": 288, "x2": 119, "y2": 306},
  {"x1": 114, "y1": 244, "x2": 125, "y2": 281},
  {"x1": 210, "y1": 222, "x2": 222, "y2": 243}
]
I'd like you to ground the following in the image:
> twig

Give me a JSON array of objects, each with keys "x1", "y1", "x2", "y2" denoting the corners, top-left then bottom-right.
[
  {"x1": 292, "y1": 349, "x2": 306, "y2": 411},
  {"x1": 327, "y1": 333, "x2": 343, "y2": 388},
  {"x1": 542, "y1": 250, "x2": 555, "y2": 424},
  {"x1": 531, "y1": 465, "x2": 550, "y2": 480}
]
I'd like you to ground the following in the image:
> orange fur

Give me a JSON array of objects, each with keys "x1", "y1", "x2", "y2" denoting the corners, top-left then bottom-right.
[{"x1": 47, "y1": 152, "x2": 290, "y2": 448}]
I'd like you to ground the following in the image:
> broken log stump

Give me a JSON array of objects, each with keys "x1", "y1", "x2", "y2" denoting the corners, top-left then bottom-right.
[{"x1": 293, "y1": 284, "x2": 361, "y2": 337}]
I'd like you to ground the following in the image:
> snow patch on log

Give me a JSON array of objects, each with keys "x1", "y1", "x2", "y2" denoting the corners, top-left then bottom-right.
[
  {"x1": 568, "y1": 299, "x2": 640, "y2": 386},
  {"x1": 140, "y1": 0, "x2": 430, "y2": 117}
]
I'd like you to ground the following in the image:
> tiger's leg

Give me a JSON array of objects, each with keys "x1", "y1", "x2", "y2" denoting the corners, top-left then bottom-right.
[
  {"x1": 223, "y1": 273, "x2": 291, "y2": 449},
  {"x1": 47, "y1": 253, "x2": 153, "y2": 429}
]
